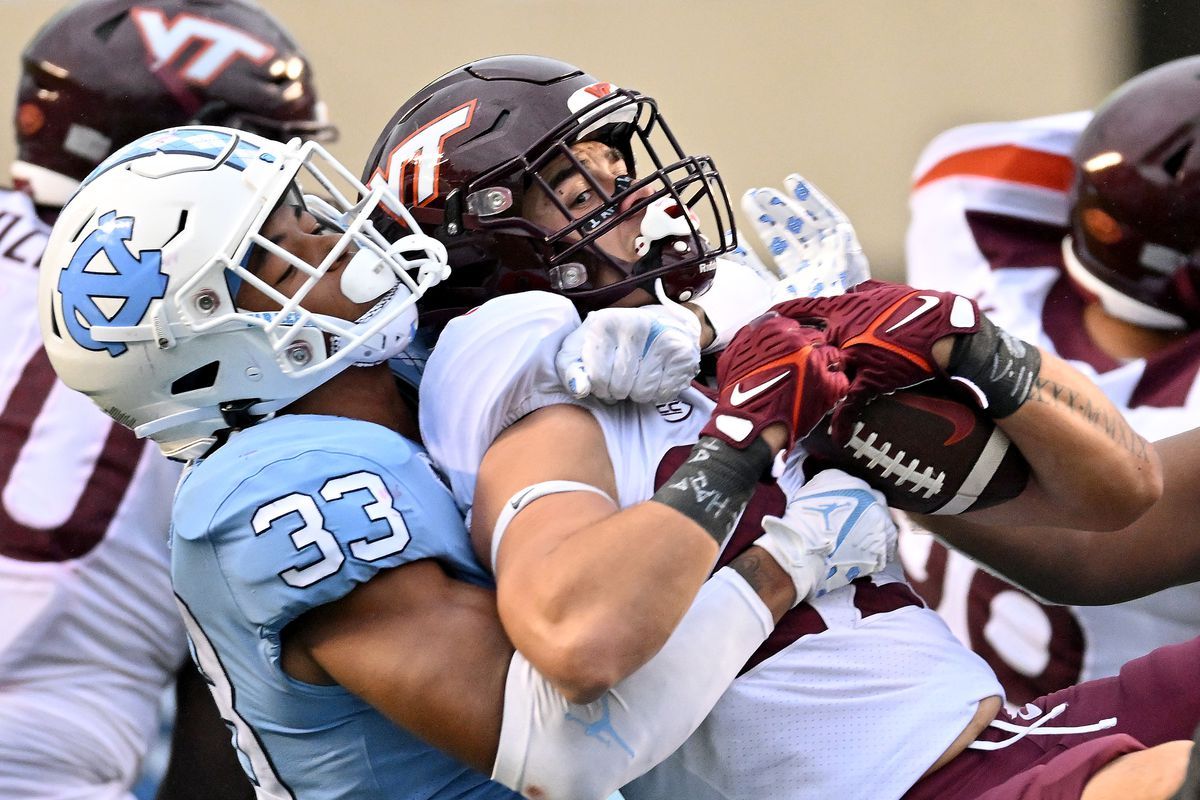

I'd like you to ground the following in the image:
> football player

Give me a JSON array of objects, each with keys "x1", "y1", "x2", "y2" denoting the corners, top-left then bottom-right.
[
  {"x1": 36, "y1": 122, "x2": 893, "y2": 798},
  {"x1": 899, "y1": 56, "x2": 1200, "y2": 708},
  {"x1": 0, "y1": 1, "x2": 333, "y2": 798},
  {"x1": 369, "y1": 54, "x2": 1193, "y2": 800}
]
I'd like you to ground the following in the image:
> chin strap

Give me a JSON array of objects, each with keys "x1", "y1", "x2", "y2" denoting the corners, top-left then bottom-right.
[{"x1": 325, "y1": 283, "x2": 418, "y2": 367}]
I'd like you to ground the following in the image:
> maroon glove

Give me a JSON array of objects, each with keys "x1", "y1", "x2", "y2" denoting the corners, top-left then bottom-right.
[
  {"x1": 701, "y1": 311, "x2": 849, "y2": 452},
  {"x1": 774, "y1": 280, "x2": 981, "y2": 443}
]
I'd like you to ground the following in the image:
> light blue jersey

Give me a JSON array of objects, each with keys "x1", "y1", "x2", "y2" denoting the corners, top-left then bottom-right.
[{"x1": 170, "y1": 414, "x2": 519, "y2": 800}]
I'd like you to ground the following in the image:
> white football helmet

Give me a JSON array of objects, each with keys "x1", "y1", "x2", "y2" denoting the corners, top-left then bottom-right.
[{"x1": 39, "y1": 125, "x2": 449, "y2": 461}]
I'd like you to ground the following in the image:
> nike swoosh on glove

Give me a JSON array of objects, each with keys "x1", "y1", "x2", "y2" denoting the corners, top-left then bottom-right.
[
  {"x1": 700, "y1": 311, "x2": 849, "y2": 452},
  {"x1": 773, "y1": 279, "x2": 980, "y2": 444}
]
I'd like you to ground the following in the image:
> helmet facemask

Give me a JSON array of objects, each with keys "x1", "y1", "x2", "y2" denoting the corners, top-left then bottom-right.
[{"x1": 452, "y1": 88, "x2": 735, "y2": 312}]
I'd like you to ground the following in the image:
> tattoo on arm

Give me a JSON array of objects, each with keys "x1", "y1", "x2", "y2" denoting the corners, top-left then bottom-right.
[
  {"x1": 730, "y1": 549, "x2": 773, "y2": 595},
  {"x1": 1029, "y1": 376, "x2": 1150, "y2": 461},
  {"x1": 728, "y1": 547, "x2": 793, "y2": 619}
]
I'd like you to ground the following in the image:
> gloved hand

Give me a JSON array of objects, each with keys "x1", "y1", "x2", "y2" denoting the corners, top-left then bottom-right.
[
  {"x1": 774, "y1": 279, "x2": 981, "y2": 443},
  {"x1": 740, "y1": 173, "x2": 871, "y2": 301},
  {"x1": 700, "y1": 311, "x2": 848, "y2": 452},
  {"x1": 556, "y1": 280, "x2": 702, "y2": 404},
  {"x1": 756, "y1": 468, "x2": 897, "y2": 604}
]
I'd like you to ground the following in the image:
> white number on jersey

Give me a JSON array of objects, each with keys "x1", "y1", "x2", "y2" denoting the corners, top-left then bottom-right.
[{"x1": 252, "y1": 470, "x2": 412, "y2": 589}]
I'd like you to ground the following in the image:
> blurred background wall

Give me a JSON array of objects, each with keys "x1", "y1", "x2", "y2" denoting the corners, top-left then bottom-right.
[{"x1": 0, "y1": 1, "x2": 1167, "y2": 280}]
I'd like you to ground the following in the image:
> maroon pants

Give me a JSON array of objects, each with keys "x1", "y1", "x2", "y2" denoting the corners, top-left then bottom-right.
[{"x1": 903, "y1": 636, "x2": 1200, "y2": 800}]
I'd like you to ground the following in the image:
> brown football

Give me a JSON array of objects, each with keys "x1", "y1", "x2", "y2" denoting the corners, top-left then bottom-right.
[{"x1": 802, "y1": 380, "x2": 1030, "y2": 515}]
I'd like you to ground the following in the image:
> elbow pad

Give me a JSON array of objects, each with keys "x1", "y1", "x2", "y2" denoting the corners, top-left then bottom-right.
[{"x1": 491, "y1": 567, "x2": 772, "y2": 799}]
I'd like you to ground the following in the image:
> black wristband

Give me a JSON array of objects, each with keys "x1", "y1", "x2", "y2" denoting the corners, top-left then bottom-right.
[
  {"x1": 651, "y1": 436, "x2": 774, "y2": 546},
  {"x1": 948, "y1": 314, "x2": 1041, "y2": 418}
]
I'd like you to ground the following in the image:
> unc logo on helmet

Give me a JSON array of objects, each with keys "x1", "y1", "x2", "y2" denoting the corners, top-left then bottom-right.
[{"x1": 57, "y1": 211, "x2": 168, "y2": 357}]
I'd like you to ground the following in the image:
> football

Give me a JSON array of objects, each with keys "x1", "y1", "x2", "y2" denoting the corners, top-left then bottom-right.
[{"x1": 801, "y1": 380, "x2": 1030, "y2": 515}]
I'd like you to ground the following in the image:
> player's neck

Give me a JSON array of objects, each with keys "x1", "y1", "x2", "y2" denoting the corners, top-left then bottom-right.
[
  {"x1": 282, "y1": 364, "x2": 419, "y2": 441},
  {"x1": 1082, "y1": 302, "x2": 1185, "y2": 360}
]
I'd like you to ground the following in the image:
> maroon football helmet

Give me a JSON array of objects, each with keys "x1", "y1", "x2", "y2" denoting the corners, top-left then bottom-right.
[
  {"x1": 1066, "y1": 56, "x2": 1200, "y2": 330},
  {"x1": 14, "y1": 0, "x2": 337, "y2": 208},
  {"x1": 362, "y1": 55, "x2": 735, "y2": 325}
]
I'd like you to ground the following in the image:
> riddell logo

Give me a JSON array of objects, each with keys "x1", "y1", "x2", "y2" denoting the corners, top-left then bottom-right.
[
  {"x1": 130, "y1": 8, "x2": 275, "y2": 85},
  {"x1": 368, "y1": 99, "x2": 477, "y2": 210}
]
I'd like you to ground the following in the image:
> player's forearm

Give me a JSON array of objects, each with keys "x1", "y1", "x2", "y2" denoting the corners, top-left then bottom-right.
[
  {"x1": 493, "y1": 566, "x2": 776, "y2": 799},
  {"x1": 923, "y1": 427, "x2": 1199, "y2": 604},
  {"x1": 497, "y1": 501, "x2": 720, "y2": 704},
  {"x1": 991, "y1": 351, "x2": 1161, "y2": 529}
]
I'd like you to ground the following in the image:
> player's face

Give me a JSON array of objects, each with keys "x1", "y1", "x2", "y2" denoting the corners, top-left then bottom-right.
[
  {"x1": 237, "y1": 201, "x2": 373, "y2": 321},
  {"x1": 523, "y1": 139, "x2": 654, "y2": 272}
]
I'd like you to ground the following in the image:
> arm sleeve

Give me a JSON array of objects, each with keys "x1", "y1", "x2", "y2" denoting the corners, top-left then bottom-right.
[{"x1": 491, "y1": 567, "x2": 772, "y2": 800}]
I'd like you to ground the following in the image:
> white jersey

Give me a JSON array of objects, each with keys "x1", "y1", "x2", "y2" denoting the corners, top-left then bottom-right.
[
  {"x1": 421, "y1": 291, "x2": 1002, "y2": 800},
  {"x1": 902, "y1": 114, "x2": 1200, "y2": 705},
  {"x1": 0, "y1": 188, "x2": 185, "y2": 799}
]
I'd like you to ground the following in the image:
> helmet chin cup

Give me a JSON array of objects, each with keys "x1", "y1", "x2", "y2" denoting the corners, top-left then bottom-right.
[
  {"x1": 341, "y1": 248, "x2": 397, "y2": 303},
  {"x1": 328, "y1": 283, "x2": 419, "y2": 366}
]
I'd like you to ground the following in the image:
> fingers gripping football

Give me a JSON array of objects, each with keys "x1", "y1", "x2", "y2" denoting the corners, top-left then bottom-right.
[
  {"x1": 775, "y1": 280, "x2": 981, "y2": 443},
  {"x1": 700, "y1": 312, "x2": 849, "y2": 452}
]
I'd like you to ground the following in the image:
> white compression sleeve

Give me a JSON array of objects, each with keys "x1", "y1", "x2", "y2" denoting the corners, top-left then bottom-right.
[{"x1": 491, "y1": 566, "x2": 773, "y2": 799}]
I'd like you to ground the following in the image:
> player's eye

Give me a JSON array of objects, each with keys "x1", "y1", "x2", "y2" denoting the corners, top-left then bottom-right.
[{"x1": 568, "y1": 189, "x2": 594, "y2": 209}]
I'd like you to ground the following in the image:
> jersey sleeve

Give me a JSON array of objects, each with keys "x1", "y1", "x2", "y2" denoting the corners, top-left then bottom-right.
[
  {"x1": 905, "y1": 112, "x2": 1090, "y2": 303},
  {"x1": 419, "y1": 291, "x2": 583, "y2": 513},
  {"x1": 172, "y1": 420, "x2": 482, "y2": 648}
]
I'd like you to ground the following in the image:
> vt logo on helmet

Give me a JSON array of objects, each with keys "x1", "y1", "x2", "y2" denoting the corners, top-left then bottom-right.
[
  {"x1": 130, "y1": 7, "x2": 275, "y2": 86},
  {"x1": 363, "y1": 55, "x2": 736, "y2": 330},
  {"x1": 58, "y1": 211, "x2": 167, "y2": 357}
]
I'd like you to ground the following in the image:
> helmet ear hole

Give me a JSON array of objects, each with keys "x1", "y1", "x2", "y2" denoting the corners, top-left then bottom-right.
[
  {"x1": 171, "y1": 361, "x2": 220, "y2": 395},
  {"x1": 1163, "y1": 142, "x2": 1191, "y2": 179}
]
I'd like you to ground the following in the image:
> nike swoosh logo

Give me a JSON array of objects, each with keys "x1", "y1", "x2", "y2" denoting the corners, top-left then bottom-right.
[
  {"x1": 894, "y1": 392, "x2": 976, "y2": 445},
  {"x1": 511, "y1": 487, "x2": 537, "y2": 510},
  {"x1": 884, "y1": 294, "x2": 940, "y2": 333},
  {"x1": 729, "y1": 371, "x2": 789, "y2": 406}
]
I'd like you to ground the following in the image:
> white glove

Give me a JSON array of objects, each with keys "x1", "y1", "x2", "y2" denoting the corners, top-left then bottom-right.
[
  {"x1": 740, "y1": 173, "x2": 872, "y2": 301},
  {"x1": 556, "y1": 280, "x2": 701, "y2": 404},
  {"x1": 722, "y1": 227, "x2": 778, "y2": 287},
  {"x1": 755, "y1": 468, "x2": 897, "y2": 605}
]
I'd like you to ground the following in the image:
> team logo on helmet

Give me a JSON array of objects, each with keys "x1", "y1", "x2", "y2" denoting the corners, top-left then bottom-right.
[
  {"x1": 369, "y1": 99, "x2": 477, "y2": 209},
  {"x1": 57, "y1": 212, "x2": 168, "y2": 357},
  {"x1": 130, "y1": 7, "x2": 276, "y2": 86},
  {"x1": 568, "y1": 82, "x2": 636, "y2": 138},
  {"x1": 567, "y1": 82, "x2": 617, "y2": 113}
]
